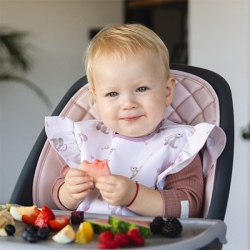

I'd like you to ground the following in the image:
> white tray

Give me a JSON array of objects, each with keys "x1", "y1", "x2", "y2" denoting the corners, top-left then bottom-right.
[{"x1": 0, "y1": 205, "x2": 227, "y2": 250}]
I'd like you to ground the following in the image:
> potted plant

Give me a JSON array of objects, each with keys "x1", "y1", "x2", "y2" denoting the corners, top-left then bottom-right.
[
  {"x1": 242, "y1": 123, "x2": 250, "y2": 140},
  {"x1": 0, "y1": 26, "x2": 52, "y2": 108}
]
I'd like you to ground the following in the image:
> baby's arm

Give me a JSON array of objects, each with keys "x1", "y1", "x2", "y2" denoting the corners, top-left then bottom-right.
[
  {"x1": 158, "y1": 154, "x2": 203, "y2": 218},
  {"x1": 51, "y1": 165, "x2": 94, "y2": 210},
  {"x1": 96, "y1": 154, "x2": 203, "y2": 217}
]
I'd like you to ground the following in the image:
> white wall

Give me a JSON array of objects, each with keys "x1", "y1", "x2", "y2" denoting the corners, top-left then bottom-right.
[
  {"x1": 189, "y1": 1, "x2": 250, "y2": 249},
  {"x1": 0, "y1": 0, "x2": 123, "y2": 203}
]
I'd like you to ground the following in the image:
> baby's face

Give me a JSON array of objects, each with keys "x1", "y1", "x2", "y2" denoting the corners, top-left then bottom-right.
[{"x1": 93, "y1": 51, "x2": 175, "y2": 137}]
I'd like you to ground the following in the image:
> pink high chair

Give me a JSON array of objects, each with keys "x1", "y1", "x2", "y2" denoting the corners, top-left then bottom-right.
[{"x1": 10, "y1": 64, "x2": 234, "y2": 221}]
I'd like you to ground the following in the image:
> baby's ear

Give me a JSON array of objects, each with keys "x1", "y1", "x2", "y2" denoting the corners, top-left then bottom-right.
[{"x1": 166, "y1": 76, "x2": 176, "y2": 106}]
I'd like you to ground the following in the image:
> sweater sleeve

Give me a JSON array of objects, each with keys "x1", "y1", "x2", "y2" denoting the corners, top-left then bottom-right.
[
  {"x1": 51, "y1": 164, "x2": 71, "y2": 211},
  {"x1": 158, "y1": 154, "x2": 204, "y2": 218}
]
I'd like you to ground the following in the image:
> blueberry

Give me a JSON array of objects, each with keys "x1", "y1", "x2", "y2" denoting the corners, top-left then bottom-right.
[
  {"x1": 5, "y1": 224, "x2": 15, "y2": 236},
  {"x1": 26, "y1": 225, "x2": 38, "y2": 234},
  {"x1": 22, "y1": 230, "x2": 29, "y2": 241},
  {"x1": 37, "y1": 227, "x2": 50, "y2": 240},
  {"x1": 27, "y1": 233, "x2": 38, "y2": 243}
]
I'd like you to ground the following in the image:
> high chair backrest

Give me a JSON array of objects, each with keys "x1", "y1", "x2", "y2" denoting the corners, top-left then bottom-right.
[{"x1": 10, "y1": 64, "x2": 234, "y2": 221}]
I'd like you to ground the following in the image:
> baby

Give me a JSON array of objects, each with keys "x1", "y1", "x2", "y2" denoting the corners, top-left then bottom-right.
[{"x1": 45, "y1": 24, "x2": 226, "y2": 218}]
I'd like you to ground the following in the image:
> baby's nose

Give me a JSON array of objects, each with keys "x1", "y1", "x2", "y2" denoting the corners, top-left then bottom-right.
[{"x1": 121, "y1": 94, "x2": 138, "y2": 110}]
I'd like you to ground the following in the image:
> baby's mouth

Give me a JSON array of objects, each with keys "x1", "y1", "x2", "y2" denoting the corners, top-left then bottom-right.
[{"x1": 122, "y1": 116, "x2": 142, "y2": 122}]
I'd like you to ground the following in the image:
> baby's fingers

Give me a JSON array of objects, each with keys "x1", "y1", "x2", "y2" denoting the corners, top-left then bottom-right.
[
  {"x1": 67, "y1": 168, "x2": 88, "y2": 177},
  {"x1": 95, "y1": 182, "x2": 115, "y2": 193},
  {"x1": 71, "y1": 189, "x2": 91, "y2": 200},
  {"x1": 68, "y1": 175, "x2": 93, "y2": 186},
  {"x1": 69, "y1": 182, "x2": 93, "y2": 194}
]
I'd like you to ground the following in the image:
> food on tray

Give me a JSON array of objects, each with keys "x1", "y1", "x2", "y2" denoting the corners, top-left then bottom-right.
[
  {"x1": 22, "y1": 208, "x2": 41, "y2": 225},
  {"x1": 98, "y1": 231, "x2": 119, "y2": 249},
  {"x1": 113, "y1": 232, "x2": 130, "y2": 247},
  {"x1": 0, "y1": 210, "x2": 15, "y2": 230},
  {"x1": 5, "y1": 224, "x2": 16, "y2": 236},
  {"x1": 5, "y1": 203, "x2": 15, "y2": 212},
  {"x1": 52, "y1": 225, "x2": 75, "y2": 244},
  {"x1": 22, "y1": 225, "x2": 50, "y2": 243},
  {"x1": 1, "y1": 202, "x2": 184, "y2": 246},
  {"x1": 34, "y1": 206, "x2": 55, "y2": 228},
  {"x1": 108, "y1": 215, "x2": 150, "y2": 239},
  {"x1": 0, "y1": 228, "x2": 8, "y2": 236},
  {"x1": 74, "y1": 222, "x2": 94, "y2": 244},
  {"x1": 150, "y1": 216, "x2": 166, "y2": 234},
  {"x1": 85, "y1": 218, "x2": 120, "y2": 234},
  {"x1": 161, "y1": 217, "x2": 182, "y2": 238},
  {"x1": 49, "y1": 215, "x2": 70, "y2": 231},
  {"x1": 36, "y1": 227, "x2": 50, "y2": 240},
  {"x1": 71, "y1": 211, "x2": 84, "y2": 224},
  {"x1": 10, "y1": 205, "x2": 37, "y2": 221},
  {"x1": 98, "y1": 231, "x2": 130, "y2": 248},
  {"x1": 97, "y1": 228, "x2": 144, "y2": 249},
  {"x1": 77, "y1": 159, "x2": 111, "y2": 182},
  {"x1": 150, "y1": 216, "x2": 182, "y2": 238},
  {"x1": 127, "y1": 228, "x2": 145, "y2": 246}
]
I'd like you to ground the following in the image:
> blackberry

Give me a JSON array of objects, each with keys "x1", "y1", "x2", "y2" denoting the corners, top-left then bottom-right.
[
  {"x1": 150, "y1": 216, "x2": 166, "y2": 234},
  {"x1": 71, "y1": 210, "x2": 84, "y2": 224},
  {"x1": 161, "y1": 217, "x2": 182, "y2": 238}
]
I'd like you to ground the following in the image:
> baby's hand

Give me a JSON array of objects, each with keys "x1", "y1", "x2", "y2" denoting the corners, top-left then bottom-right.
[
  {"x1": 95, "y1": 175, "x2": 137, "y2": 206},
  {"x1": 65, "y1": 168, "x2": 94, "y2": 201}
]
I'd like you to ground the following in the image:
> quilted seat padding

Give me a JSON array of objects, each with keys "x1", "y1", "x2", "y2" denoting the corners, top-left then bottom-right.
[{"x1": 33, "y1": 70, "x2": 220, "y2": 217}]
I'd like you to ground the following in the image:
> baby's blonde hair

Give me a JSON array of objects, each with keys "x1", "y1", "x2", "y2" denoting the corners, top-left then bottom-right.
[{"x1": 85, "y1": 23, "x2": 170, "y2": 103}]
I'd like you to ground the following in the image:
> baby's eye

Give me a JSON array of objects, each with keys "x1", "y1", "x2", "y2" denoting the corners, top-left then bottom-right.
[
  {"x1": 108, "y1": 92, "x2": 118, "y2": 97},
  {"x1": 137, "y1": 87, "x2": 148, "y2": 92}
]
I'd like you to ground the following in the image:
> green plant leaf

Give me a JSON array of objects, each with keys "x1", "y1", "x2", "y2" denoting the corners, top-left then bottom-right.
[
  {"x1": 242, "y1": 124, "x2": 250, "y2": 140},
  {"x1": 0, "y1": 73, "x2": 52, "y2": 108},
  {"x1": 0, "y1": 27, "x2": 33, "y2": 72}
]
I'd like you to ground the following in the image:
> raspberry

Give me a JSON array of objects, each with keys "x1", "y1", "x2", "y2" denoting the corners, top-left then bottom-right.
[
  {"x1": 127, "y1": 228, "x2": 145, "y2": 246},
  {"x1": 150, "y1": 216, "x2": 165, "y2": 234},
  {"x1": 98, "y1": 240, "x2": 118, "y2": 249},
  {"x1": 98, "y1": 231, "x2": 115, "y2": 243},
  {"x1": 114, "y1": 233, "x2": 130, "y2": 247},
  {"x1": 70, "y1": 211, "x2": 84, "y2": 224},
  {"x1": 161, "y1": 217, "x2": 182, "y2": 238}
]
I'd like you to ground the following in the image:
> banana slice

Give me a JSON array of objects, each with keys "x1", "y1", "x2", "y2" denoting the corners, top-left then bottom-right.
[
  {"x1": 0, "y1": 210, "x2": 15, "y2": 229},
  {"x1": 0, "y1": 228, "x2": 7, "y2": 236}
]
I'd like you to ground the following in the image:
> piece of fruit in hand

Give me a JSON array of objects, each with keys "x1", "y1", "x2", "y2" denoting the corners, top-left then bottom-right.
[
  {"x1": 127, "y1": 228, "x2": 145, "y2": 246},
  {"x1": 49, "y1": 215, "x2": 70, "y2": 231},
  {"x1": 22, "y1": 208, "x2": 41, "y2": 225},
  {"x1": 77, "y1": 159, "x2": 111, "y2": 182},
  {"x1": 34, "y1": 206, "x2": 55, "y2": 228}
]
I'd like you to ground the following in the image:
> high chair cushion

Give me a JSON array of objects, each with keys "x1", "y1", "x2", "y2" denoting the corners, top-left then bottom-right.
[{"x1": 33, "y1": 69, "x2": 220, "y2": 218}]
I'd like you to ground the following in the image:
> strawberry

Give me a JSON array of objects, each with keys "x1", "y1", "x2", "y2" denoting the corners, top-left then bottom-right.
[
  {"x1": 98, "y1": 240, "x2": 118, "y2": 249},
  {"x1": 34, "y1": 206, "x2": 55, "y2": 228},
  {"x1": 22, "y1": 208, "x2": 41, "y2": 225},
  {"x1": 127, "y1": 228, "x2": 145, "y2": 246},
  {"x1": 98, "y1": 231, "x2": 114, "y2": 243},
  {"x1": 49, "y1": 215, "x2": 70, "y2": 231},
  {"x1": 114, "y1": 233, "x2": 130, "y2": 247},
  {"x1": 42, "y1": 206, "x2": 55, "y2": 221}
]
